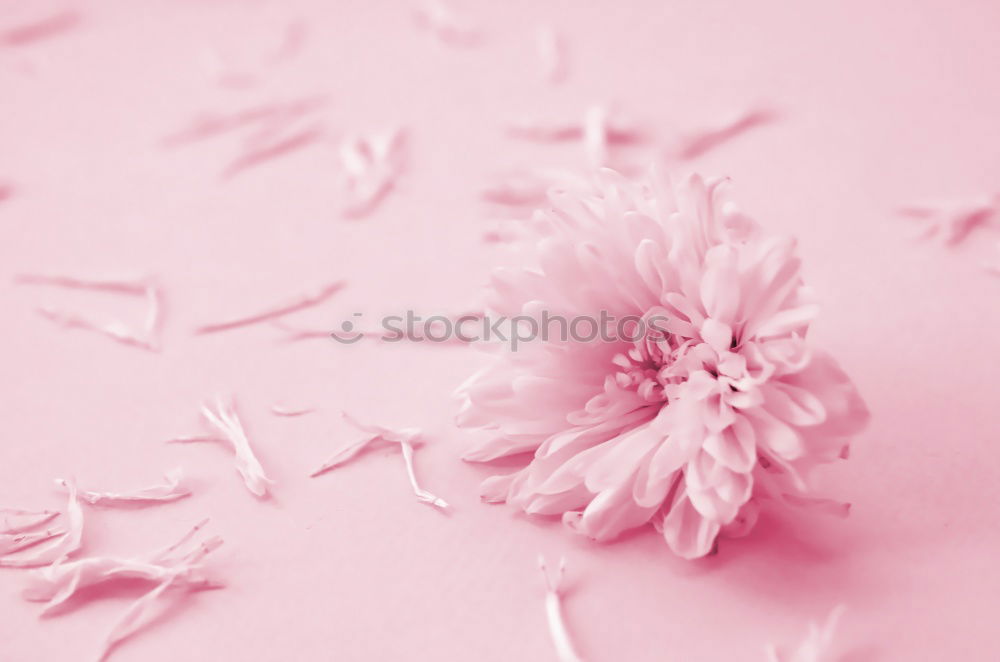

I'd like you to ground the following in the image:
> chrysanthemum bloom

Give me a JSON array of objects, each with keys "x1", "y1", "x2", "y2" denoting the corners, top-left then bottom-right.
[{"x1": 456, "y1": 169, "x2": 869, "y2": 559}]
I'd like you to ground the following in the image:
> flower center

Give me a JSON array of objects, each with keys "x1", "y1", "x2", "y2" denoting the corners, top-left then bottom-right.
[{"x1": 612, "y1": 331, "x2": 688, "y2": 403}]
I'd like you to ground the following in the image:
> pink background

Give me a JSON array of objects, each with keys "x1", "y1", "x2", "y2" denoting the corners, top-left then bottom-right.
[{"x1": 2, "y1": 0, "x2": 999, "y2": 660}]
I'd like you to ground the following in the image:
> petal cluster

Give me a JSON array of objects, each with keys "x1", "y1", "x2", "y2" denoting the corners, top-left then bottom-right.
[{"x1": 458, "y1": 169, "x2": 869, "y2": 558}]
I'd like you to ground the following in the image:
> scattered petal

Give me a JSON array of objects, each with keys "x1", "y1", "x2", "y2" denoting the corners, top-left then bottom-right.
[
  {"x1": 23, "y1": 521, "x2": 221, "y2": 617},
  {"x1": 195, "y1": 281, "x2": 345, "y2": 334},
  {"x1": 1, "y1": 10, "x2": 81, "y2": 47},
  {"x1": 270, "y1": 320, "x2": 388, "y2": 344},
  {"x1": 0, "y1": 479, "x2": 84, "y2": 568},
  {"x1": 481, "y1": 168, "x2": 581, "y2": 208},
  {"x1": 0, "y1": 528, "x2": 65, "y2": 556},
  {"x1": 148, "y1": 518, "x2": 213, "y2": 564},
  {"x1": 536, "y1": 26, "x2": 567, "y2": 85},
  {"x1": 312, "y1": 412, "x2": 448, "y2": 510},
  {"x1": 338, "y1": 127, "x2": 406, "y2": 217},
  {"x1": 164, "y1": 97, "x2": 327, "y2": 147},
  {"x1": 399, "y1": 441, "x2": 450, "y2": 509},
  {"x1": 87, "y1": 527, "x2": 224, "y2": 662},
  {"x1": 169, "y1": 397, "x2": 273, "y2": 498},
  {"x1": 268, "y1": 320, "x2": 336, "y2": 342},
  {"x1": 898, "y1": 196, "x2": 998, "y2": 246},
  {"x1": 674, "y1": 106, "x2": 777, "y2": 159},
  {"x1": 507, "y1": 107, "x2": 642, "y2": 167},
  {"x1": 270, "y1": 404, "x2": 317, "y2": 417},
  {"x1": 414, "y1": 0, "x2": 479, "y2": 46},
  {"x1": 165, "y1": 435, "x2": 225, "y2": 444},
  {"x1": 270, "y1": 20, "x2": 308, "y2": 63},
  {"x1": 14, "y1": 274, "x2": 146, "y2": 296},
  {"x1": 582, "y1": 106, "x2": 609, "y2": 167},
  {"x1": 15, "y1": 274, "x2": 162, "y2": 352},
  {"x1": 0, "y1": 508, "x2": 58, "y2": 534},
  {"x1": 507, "y1": 108, "x2": 641, "y2": 144},
  {"x1": 222, "y1": 123, "x2": 325, "y2": 179},
  {"x1": 538, "y1": 556, "x2": 584, "y2": 662},
  {"x1": 33, "y1": 307, "x2": 158, "y2": 352},
  {"x1": 96, "y1": 578, "x2": 176, "y2": 662},
  {"x1": 56, "y1": 469, "x2": 190, "y2": 507},
  {"x1": 765, "y1": 606, "x2": 845, "y2": 662}
]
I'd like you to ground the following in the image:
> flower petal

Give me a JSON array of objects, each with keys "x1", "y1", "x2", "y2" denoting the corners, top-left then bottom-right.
[
  {"x1": 479, "y1": 473, "x2": 518, "y2": 504},
  {"x1": 563, "y1": 480, "x2": 658, "y2": 541},
  {"x1": 746, "y1": 408, "x2": 804, "y2": 461},
  {"x1": 703, "y1": 415, "x2": 756, "y2": 472},
  {"x1": 763, "y1": 382, "x2": 827, "y2": 427},
  {"x1": 700, "y1": 244, "x2": 740, "y2": 324},
  {"x1": 700, "y1": 319, "x2": 733, "y2": 354},
  {"x1": 659, "y1": 487, "x2": 721, "y2": 559}
]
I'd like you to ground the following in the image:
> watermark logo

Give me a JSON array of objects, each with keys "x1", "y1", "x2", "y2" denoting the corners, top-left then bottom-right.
[
  {"x1": 330, "y1": 310, "x2": 670, "y2": 350},
  {"x1": 331, "y1": 313, "x2": 366, "y2": 344}
]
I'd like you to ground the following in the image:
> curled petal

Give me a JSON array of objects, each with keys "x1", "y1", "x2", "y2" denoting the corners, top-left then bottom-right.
[
  {"x1": 685, "y1": 451, "x2": 752, "y2": 525},
  {"x1": 564, "y1": 478, "x2": 659, "y2": 542},
  {"x1": 659, "y1": 487, "x2": 721, "y2": 559}
]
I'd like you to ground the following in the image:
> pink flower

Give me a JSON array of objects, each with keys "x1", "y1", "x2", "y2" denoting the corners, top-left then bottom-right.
[{"x1": 456, "y1": 169, "x2": 869, "y2": 559}]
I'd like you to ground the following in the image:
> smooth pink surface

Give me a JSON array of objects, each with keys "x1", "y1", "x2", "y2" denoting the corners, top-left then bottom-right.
[{"x1": 1, "y1": 1, "x2": 999, "y2": 660}]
